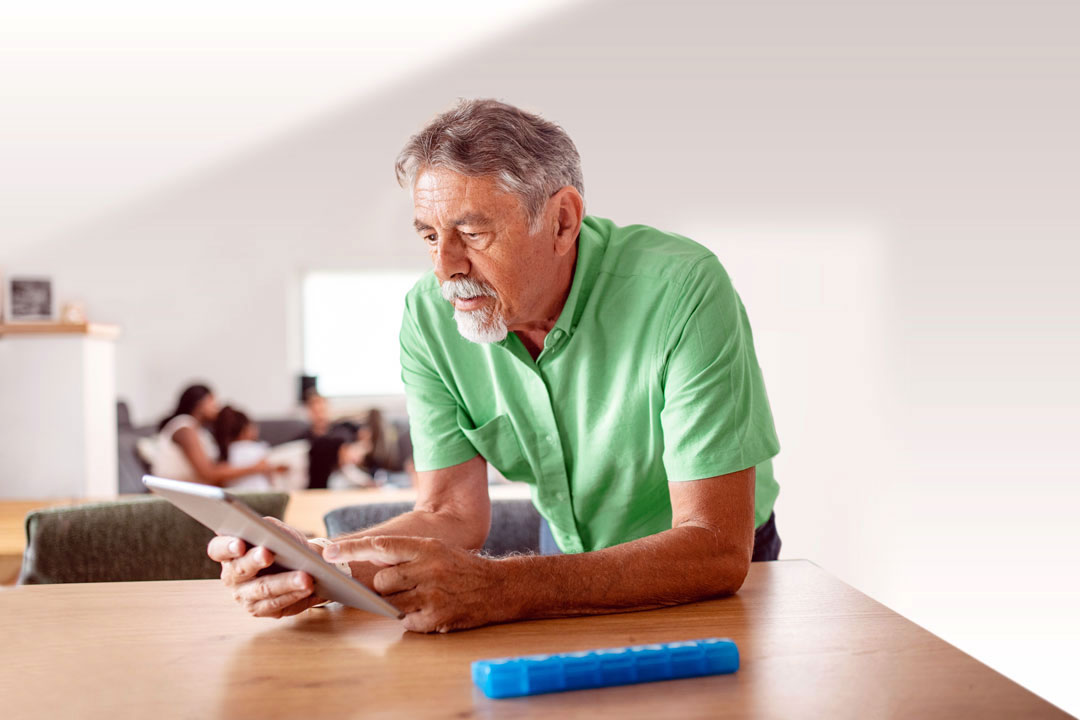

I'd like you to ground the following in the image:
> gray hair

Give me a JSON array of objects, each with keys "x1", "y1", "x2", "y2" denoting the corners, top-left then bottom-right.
[{"x1": 395, "y1": 98, "x2": 585, "y2": 231}]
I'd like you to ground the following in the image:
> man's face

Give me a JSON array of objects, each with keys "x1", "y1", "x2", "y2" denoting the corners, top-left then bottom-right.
[{"x1": 412, "y1": 167, "x2": 554, "y2": 343}]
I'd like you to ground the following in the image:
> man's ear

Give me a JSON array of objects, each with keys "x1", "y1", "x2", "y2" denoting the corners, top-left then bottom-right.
[{"x1": 550, "y1": 186, "x2": 585, "y2": 257}]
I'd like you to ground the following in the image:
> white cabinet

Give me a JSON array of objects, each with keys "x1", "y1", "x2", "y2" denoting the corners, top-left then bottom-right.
[{"x1": 0, "y1": 324, "x2": 118, "y2": 498}]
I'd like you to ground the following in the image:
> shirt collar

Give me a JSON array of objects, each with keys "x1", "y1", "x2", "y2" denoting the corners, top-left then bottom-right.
[
  {"x1": 492, "y1": 216, "x2": 605, "y2": 354},
  {"x1": 549, "y1": 215, "x2": 604, "y2": 342}
]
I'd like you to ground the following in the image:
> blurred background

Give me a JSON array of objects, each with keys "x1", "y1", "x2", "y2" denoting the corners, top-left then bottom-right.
[{"x1": 1, "y1": 0, "x2": 1077, "y2": 713}]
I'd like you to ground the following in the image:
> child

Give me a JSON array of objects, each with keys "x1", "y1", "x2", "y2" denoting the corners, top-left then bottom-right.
[{"x1": 212, "y1": 406, "x2": 275, "y2": 490}]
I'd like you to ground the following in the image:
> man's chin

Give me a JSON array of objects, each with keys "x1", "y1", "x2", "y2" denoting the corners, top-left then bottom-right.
[{"x1": 453, "y1": 309, "x2": 509, "y2": 344}]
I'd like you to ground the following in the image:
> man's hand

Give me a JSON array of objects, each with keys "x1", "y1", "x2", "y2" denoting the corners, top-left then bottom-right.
[
  {"x1": 325, "y1": 536, "x2": 507, "y2": 633},
  {"x1": 207, "y1": 517, "x2": 325, "y2": 619}
]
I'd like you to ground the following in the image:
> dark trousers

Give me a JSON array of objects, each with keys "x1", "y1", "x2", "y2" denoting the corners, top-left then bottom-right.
[
  {"x1": 750, "y1": 512, "x2": 781, "y2": 561},
  {"x1": 539, "y1": 512, "x2": 782, "y2": 561}
]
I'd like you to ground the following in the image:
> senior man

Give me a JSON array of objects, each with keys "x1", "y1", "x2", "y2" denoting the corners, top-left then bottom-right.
[{"x1": 209, "y1": 99, "x2": 781, "y2": 633}]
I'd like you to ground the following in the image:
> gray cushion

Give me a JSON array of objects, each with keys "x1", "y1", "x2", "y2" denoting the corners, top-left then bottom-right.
[
  {"x1": 117, "y1": 426, "x2": 157, "y2": 494},
  {"x1": 324, "y1": 498, "x2": 542, "y2": 556},
  {"x1": 18, "y1": 491, "x2": 289, "y2": 584}
]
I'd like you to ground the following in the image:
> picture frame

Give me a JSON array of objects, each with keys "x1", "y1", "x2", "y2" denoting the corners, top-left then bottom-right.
[{"x1": 6, "y1": 276, "x2": 56, "y2": 322}]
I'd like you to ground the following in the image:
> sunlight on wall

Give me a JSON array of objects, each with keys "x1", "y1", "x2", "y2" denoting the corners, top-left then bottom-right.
[{"x1": 685, "y1": 223, "x2": 893, "y2": 586}]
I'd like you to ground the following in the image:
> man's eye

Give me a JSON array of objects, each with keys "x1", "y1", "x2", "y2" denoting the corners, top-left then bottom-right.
[
  {"x1": 424, "y1": 234, "x2": 437, "y2": 244},
  {"x1": 465, "y1": 233, "x2": 480, "y2": 240}
]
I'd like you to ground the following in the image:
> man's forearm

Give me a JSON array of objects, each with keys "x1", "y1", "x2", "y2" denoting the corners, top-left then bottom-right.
[
  {"x1": 337, "y1": 508, "x2": 483, "y2": 588},
  {"x1": 496, "y1": 524, "x2": 751, "y2": 620}
]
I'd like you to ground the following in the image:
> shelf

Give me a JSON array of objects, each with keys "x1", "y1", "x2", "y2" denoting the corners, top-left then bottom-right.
[{"x1": 0, "y1": 322, "x2": 120, "y2": 339}]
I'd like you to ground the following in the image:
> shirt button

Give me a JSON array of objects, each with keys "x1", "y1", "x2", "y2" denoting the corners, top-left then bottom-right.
[
  {"x1": 545, "y1": 434, "x2": 556, "y2": 445},
  {"x1": 554, "y1": 492, "x2": 567, "y2": 501}
]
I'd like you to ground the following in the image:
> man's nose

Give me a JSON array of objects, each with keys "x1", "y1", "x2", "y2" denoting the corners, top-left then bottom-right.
[{"x1": 433, "y1": 236, "x2": 470, "y2": 282}]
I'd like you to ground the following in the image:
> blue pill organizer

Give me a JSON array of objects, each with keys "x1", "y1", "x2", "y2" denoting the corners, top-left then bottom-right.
[{"x1": 471, "y1": 638, "x2": 739, "y2": 699}]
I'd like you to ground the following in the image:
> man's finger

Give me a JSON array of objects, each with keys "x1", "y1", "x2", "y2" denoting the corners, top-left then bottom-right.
[
  {"x1": 240, "y1": 571, "x2": 312, "y2": 605},
  {"x1": 325, "y1": 536, "x2": 431, "y2": 566},
  {"x1": 249, "y1": 589, "x2": 313, "y2": 618},
  {"x1": 208, "y1": 535, "x2": 246, "y2": 562},
  {"x1": 384, "y1": 588, "x2": 424, "y2": 615},
  {"x1": 373, "y1": 565, "x2": 416, "y2": 595},
  {"x1": 401, "y1": 610, "x2": 439, "y2": 634},
  {"x1": 225, "y1": 546, "x2": 274, "y2": 585}
]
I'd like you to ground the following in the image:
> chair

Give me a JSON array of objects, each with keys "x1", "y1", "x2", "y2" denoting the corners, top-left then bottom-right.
[
  {"x1": 18, "y1": 491, "x2": 289, "y2": 584},
  {"x1": 323, "y1": 498, "x2": 543, "y2": 556}
]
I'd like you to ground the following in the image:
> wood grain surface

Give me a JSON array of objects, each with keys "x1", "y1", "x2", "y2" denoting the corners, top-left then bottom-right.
[
  {"x1": 0, "y1": 322, "x2": 120, "y2": 338},
  {"x1": 0, "y1": 560, "x2": 1067, "y2": 719}
]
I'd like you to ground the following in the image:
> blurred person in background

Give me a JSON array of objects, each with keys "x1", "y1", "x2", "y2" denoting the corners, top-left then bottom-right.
[
  {"x1": 151, "y1": 384, "x2": 283, "y2": 487},
  {"x1": 357, "y1": 408, "x2": 414, "y2": 479},
  {"x1": 212, "y1": 405, "x2": 285, "y2": 491},
  {"x1": 307, "y1": 425, "x2": 376, "y2": 489},
  {"x1": 303, "y1": 389, "x2": 333, "y2": 438},
  {"x1": 303, "y1": 389, "x2": 368, "y2": 488},
  {"x1": 303, "y1": 392, "x2": 415, "y2": 487}
]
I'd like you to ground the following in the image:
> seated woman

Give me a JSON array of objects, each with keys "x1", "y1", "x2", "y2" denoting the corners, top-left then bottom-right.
[
  {"x1": 212, "y1": 405, "x2": 275, "y2": 491},
  {"x1": 355, "y1": 408, "x2": 415, "y2": 480},
  {"x1": 303, "y1": 392, "x2": 415, "y2": 487},
  {"x1": 150, "y1": 384, "x2": 280, "y2": 487},
  {"x1": 307, "y1": 430, "x2": 375, "y2": 490}
]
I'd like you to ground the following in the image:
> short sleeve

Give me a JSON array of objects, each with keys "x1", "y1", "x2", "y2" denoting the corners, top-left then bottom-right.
[
  {"x1": 160, "y1": 414, "x2": 199, "y2": 440},
  {"x1": 399, "y1": 291, "x2": 480, "y2": 472},
  {"x1": 659, "y1": 255, "x2": 780, "y2": 482}
]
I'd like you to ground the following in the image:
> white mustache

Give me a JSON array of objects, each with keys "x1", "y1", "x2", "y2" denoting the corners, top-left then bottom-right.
[{"x1": 441, "y1": 277, "x2": 497, "y2": 304}]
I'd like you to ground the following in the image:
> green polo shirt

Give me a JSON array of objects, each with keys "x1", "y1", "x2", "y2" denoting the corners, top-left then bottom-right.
[{"x1": 400, "y1": 215, "x2": 780, "y2": 554}]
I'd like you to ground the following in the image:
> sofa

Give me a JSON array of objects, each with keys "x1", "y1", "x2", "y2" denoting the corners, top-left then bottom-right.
[{"x1": 19, "y1": 491, "x2": 290, "y2": 584}]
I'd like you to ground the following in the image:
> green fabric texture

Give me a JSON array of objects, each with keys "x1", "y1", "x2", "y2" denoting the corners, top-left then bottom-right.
[
  {"x1": 18, "y1": 492, "x2": 289, "y2": 584},
  {"x1": 401, "y1": 215, "x2": 780, "y2": 554}
]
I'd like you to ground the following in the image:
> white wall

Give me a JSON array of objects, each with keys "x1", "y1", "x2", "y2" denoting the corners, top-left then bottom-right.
[
  {"x1": 0, "y1": 0, "x2": 576, "y2": 248},
  {"x1": 3, "y1": 0, "x2": 1078, "y2": 713},
  {"x1": 0, "y1": 335, "x2": 117, "y2": 498}
]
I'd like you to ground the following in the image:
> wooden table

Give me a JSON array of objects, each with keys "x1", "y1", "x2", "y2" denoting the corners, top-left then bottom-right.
[
  {"x1": 0, "y1": 561, "x2": 1066, "y2": 719},
  {"x1": 0, "y1": 485, "x2": 531, "y2": 585}
]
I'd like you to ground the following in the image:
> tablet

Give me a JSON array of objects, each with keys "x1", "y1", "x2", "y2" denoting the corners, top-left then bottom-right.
[{"x1": 143, "y1": 475, "x2": 401, "y2": 619}]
